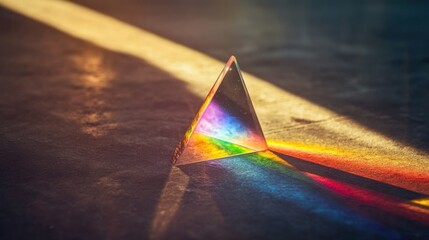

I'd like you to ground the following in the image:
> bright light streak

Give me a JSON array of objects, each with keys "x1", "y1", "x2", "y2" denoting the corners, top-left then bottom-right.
[
  {"x1": 269, "y1": 140, "x2": 429, "y2": 195},
  {"x1": 0, "y1": 0, "x2": 425, "y2": 154},
  {"x1": 0, "y1": 0, "x2": 424, "y2": 147},
  {"x1": 150, "y1": 167, "x2": 189, "y2": 240},
  {"x1": 1, "y1": 0, "x2": 428, "y2": 229}
]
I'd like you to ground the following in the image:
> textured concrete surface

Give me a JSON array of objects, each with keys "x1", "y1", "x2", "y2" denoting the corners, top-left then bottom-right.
[{"x1": 0, "y1": 0, "x2": 428, "y2": 239}]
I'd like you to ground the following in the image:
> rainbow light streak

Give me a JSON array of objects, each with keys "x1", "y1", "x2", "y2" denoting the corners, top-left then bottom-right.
[
  {"x1": 3, "y1": 0, "x2": 427, "y2": 235},
  {"x1": 172, "y1": 57, "x2": 233, "y2": 158},
  {"x1": 208, "y1": 151, "x2": 400, "y2": 239},
  {"x1": 178, "y1": 133, "x2": 255, "y2": 163},
  {"x1": 196, "y1": 102, "x2": 266, "y2": 149},
  {"x1": 306, "y1": 173, "x2": 429, "y2": 226},
  {"x1": 173, "y1": 57, "x2": 267, "y2": 165},
  {"x1": 197, "y1": 102, "x2": 251, "y2": 143},
  {"x1": 3, "y1": 0, "x2": 428, "y2": 173},
  {"x1": 268, "y1": 140, "x2": 429, "y2": 195},
  {"x1": 266, "y1": 141, "x2": 429, "y2": 225}
]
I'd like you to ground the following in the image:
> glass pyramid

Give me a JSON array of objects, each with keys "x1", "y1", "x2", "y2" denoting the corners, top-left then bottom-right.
[{"x1": 173, "y1": 56, "x2": 268, "y2": 165}]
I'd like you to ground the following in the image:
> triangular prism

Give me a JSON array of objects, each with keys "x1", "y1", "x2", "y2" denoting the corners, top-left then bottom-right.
[{"x1": 173, "y1": 56, "x2": 268, "y2": 165}]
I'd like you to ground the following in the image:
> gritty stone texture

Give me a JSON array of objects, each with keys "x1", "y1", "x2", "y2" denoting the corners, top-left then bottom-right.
[{"x1": 0, "y1": 0, "x2": 428, "y2": 239}]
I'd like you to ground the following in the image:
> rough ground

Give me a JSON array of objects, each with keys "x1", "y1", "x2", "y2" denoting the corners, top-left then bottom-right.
[{"x1": 0, "y1": 0, "x2": 428, "y2": 239}]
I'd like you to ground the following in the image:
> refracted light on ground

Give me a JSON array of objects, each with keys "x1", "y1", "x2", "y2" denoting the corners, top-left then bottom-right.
[
  {"x1": 173, "y1": 56, "x2": 268, "y2": 165},
  {"x1": 2, "y1": 0, "x2": 428, "y2": 231},
  {"x1": 1, "y1": 0, "x2": 427, "y2": 174},
  {"x1": 305, "y1": 173, "x2": 429, "y2": 225},
  {"x1": 268, "y1": 140, "x2": 429, "y2": 195}
]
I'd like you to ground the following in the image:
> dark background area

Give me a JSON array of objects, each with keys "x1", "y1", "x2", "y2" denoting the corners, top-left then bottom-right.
[
  {"x1": 1, "y1": 0, "x2": 428, "y2": 239},
  {"x1": 76, "y1": 0, "x2": 429, "y2": 150}
]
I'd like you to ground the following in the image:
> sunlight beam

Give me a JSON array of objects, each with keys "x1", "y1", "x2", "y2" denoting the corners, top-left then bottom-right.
[{"x1": 1, "y1": 0, "x2": 427, "y2": 194}]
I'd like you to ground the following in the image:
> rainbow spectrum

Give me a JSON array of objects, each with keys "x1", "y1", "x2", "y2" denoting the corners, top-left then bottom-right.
[{"x1": 172, "y1": 56, "x2": 268, "y2": 165}]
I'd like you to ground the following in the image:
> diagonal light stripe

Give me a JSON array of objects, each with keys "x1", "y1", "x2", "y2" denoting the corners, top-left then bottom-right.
[
  {"x1": 149, "y1": 166, "x2": 189, "y2": 240},
  {"x1": 1, "y1": 0, "x2": 427, "y2": 193}
]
